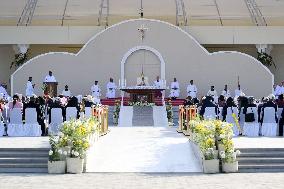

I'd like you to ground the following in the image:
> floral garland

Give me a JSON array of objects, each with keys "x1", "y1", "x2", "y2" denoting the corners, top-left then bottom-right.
[
  {"x1": 128, "y1": 101, "x2": 155, "y2": 107},
  {"x1": 257, "y1": 52, "x2": 276, "y2": 68},
  {"x1": 10, "y1": 50, "x2": 29, "y2": 69}
]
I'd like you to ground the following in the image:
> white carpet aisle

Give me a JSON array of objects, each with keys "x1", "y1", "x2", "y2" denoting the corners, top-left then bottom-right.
[{"x1": 86, "y1": 127, "x2": 202, "y2": 172}]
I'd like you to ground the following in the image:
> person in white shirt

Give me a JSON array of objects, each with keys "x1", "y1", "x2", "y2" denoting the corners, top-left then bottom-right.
[
  {"x1": 0, "y1": 83, "x2": 10, "y2": 100},
  {"x1": 44, "y1": 71, "x2": 57, "y2": 82},
  {"x1": 91, "y1": 81, "x2": 101, "y2": 104},
  {"x1": 106, "y1": 78, "x2": 117, "y2": 98},
  {"x1": 61, "y1": 85, "x2": 71, "y2": 97},
  {"x1": 221, "y1": 84, "x2": 231, "y2": 99},
  {"x1": 169, "y1": 78, "x2": 180, "y2": 99},
  {"x1": 187, "y1": 80, "x2": 197, "y2": 99},
  {"x1": 235, "y1": 84, "x2": 245, "y2": 98},
  {"x1": 207, "y1": 85, "x2": 218, "y2": 103},
  {"x1": 153, "y1": 76, "x2": 163, "y2": 88},
  {"x1": 25, "y1": 77, "x2": 35, "y2": 97}
]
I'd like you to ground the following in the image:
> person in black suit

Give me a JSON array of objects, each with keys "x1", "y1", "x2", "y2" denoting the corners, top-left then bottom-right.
[
  {"x1": 48, "y1": 98, "x2": 64, "y2": 123},
  {"x1": 222, "y1": 97, "x2": 237, "y2": 121},
  {"x1": 66, "y1": 96, "x2": 80, "y2": 119},
  {"x1": 199, "y1": 96, "x2": 218, "y2": 118}
]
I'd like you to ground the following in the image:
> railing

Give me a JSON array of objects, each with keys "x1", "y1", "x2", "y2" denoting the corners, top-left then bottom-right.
[
  {"x1": 178, "y1": 105, "x2": 197, "y2": 135},
  {"x1": 92, "y1": 105, "x2": 109, "y2": 135}
]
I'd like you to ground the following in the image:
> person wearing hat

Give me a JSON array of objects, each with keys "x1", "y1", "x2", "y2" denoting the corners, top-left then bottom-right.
[
  {"x1": 207, "y1": 85, "x2": 218, "y2": 103},
  {"x1": 25, "y1": 77, "x2": 35, "y2": 97},
  {"x1": 61, "y1": 85, "x2": 71, "y2": 97},
  {"x1": 221, "y1": 84, "x2": 231, "y2": 99}
]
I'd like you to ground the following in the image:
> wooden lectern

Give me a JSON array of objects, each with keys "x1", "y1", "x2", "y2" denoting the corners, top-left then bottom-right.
[{"x1": 43, "y1": 82, "x2": 58, "y2": 97}]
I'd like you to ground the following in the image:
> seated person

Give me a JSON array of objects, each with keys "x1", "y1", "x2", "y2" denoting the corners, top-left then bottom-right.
[
  {"x1": 277, "y1": 94, "x2": 284, "y2": 108},
  {"x1": 183, "y1": 96, "x2": 194, "y2": 107},
  {"x1": 199, "y1": 96, "x2": 218, "y2": 118},
  {"x1": 222, "y1": 97, "x2": 237, "y2": 121},
  {"x1": 218, "y1": 95, "x2": 226, "y2": 107}
]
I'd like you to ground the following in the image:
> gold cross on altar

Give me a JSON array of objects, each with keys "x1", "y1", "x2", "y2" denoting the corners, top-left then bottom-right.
[{"x1": 138, "y1": 24, "x2": 149, "y2": 42}]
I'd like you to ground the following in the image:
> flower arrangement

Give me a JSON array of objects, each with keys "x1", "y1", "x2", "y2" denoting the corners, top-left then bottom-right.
[
  {"x1": 128, "y1": 101, "x2": 155, "y2": 107},
  {"x1": 113, "y1": 100, "x2": 121, "y2": 124},
  {"x1": 49, "y1": 136, "x2": 61, "y2": 162},
  {"x1": 257, "y1": 52, "x2": 276, "y2": 68},
  {"x1": 166, "y1": 100, "x2": 173, "y2": 123}
]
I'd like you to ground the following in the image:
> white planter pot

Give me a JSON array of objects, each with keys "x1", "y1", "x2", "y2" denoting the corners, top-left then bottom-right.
[
  {"x1": 48, "y1": 161, "x2": 66, "y2": 174},
  {"x1": 222, "y1": 161, "x2": 239, "y2": 173},
  {"x1": 66, "y1": 158, "x2": 84, "y2": 174},
  {"x1": 214, "y1": 150, "x2": 219, "y2": 159},
  {"x1": 203, "y1": 159, "x2": 220, "y2": 174}
]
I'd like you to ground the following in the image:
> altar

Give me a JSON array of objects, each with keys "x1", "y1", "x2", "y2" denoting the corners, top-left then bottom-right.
[{"x1": 120, "y1": 86, "x2": 165, "y2": 103}]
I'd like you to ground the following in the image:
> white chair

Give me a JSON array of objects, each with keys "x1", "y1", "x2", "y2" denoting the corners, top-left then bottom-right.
[
  {"x1": 261, "y1": 107, "x2": 277, "y2": 136},
  {"x1": 239, "y1": 107, "x2": 245, "y2": 131},
  {"x1": 84, "y1": 107, "x2": 92, "y2": 119},
  {"x1": 218, "y1": 107, "x2": 223, "y2": 120},
  {"x1": 204, "y1": 107, "x2": 217, "y2": 120},
  {"x1": 225, "y1": 107, "x2": 239, "y2": 136},
  {"x1": 24, "y1": 108, "x2": 42, "y2": 137},
  {"x1": 66, "y1": 107, "x2": 78, "y2": 121},
  {"x1": 0, "y1": 114, "x2": 4, "y2": 136},
  {"x1": 7, "y1": 108, "x2": 24, "y2": 137},
  {"x1": 243, "y1": 107, "x2": 260, "y2": 137},
  {"x1": 49, "y1": 108, "x2": 63, "y2": 135}
]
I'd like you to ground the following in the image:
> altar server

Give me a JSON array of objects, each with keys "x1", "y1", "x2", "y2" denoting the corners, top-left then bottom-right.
[
  {"x1": 44, "y1": 71, "x2": 57, "y2": 82},
  {"x1": 25, "y1": 77, "x2": 35, "y2": 97},
  {"x1": 187, "y1": 80, "x2": 197, "y2": 98},
  {"x1": 221, "y1": 84, "x2": 231, "y2": 99},
  {"x1": 106, "y1": 78, "x2": 117, "y2": 98},
  {"x1": 153, "y1": 76, "x2": 163, "y2": 88},
  {"x1": 169, "y1": 78, "x2": 180, "y2": 99},
  {"x1": 235, "y1": 84, "x2": 245, "y2": 98},
  {"x1": 91, "y1": 81, "x2": 101, "y2": 103},
  {"x1": 62, "y1": 85, "x2": 71, "y2": 97},
  {"x1": 207, "y1": 85, "x2": 218, "y2": 103}
]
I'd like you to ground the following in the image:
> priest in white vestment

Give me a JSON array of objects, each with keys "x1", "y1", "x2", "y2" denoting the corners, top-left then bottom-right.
[
  {"x1": 25, "y1": 77, "x2": 35, "y2": 97},
  {"x1": 207, "y1": 85, "x2": 218, "y2": 103},
  {"x1": 91, "y1": 81, "x2": 101, "y2": 104},
  {"x1": 61, "y1": 85, "x2": 71, "y2": 97},
  {"x1": 44, "y1": 71, "x2": 57, "y2": 82},
  {"x1": 0, "y1": 83, "x2": 10, "y2": 100},
  {"x1": 137, "y1": 75, "x2": 149, "y2": 86},
  {"x1": 187, "y1": 80, "x2": 197, "y2": 98},
  {"x1": 169, "y1": 78, "x2": 180, "y2": 99},
  {"x1": 221, "y1": 84, "x2": 231, "y2": 99},
  {"x1": 106, "y1": 78, "x2": 117, "y2": 98},
  {"x1": 153, "y1": 76, "x2": 163, "y2": 88}
]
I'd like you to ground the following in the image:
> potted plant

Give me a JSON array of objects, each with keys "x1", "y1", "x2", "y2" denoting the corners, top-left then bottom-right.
[
  {"x1": 113, "y1": 100, "x2": 120, "y2": 125},
  {"x1": 220, "y1": 139, "x2": 241, "y2": 173},
  {"x1": 202, "y1": 148, "x2": 220, "y2": 174},
  {"x1": 48, "y1": 136, "x2": 66, "y2": 174}
]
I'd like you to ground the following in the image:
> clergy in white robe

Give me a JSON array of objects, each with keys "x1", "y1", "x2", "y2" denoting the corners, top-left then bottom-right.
[
  {"x1": 106, "y1": 78, "x2": 117, "y2": 98},
  {"x1": 0, "y1": 84, "x2": 10, "y2": 100},
  {"x1": 44, "y1": 71, "x2": 57, "y2": 82},
  {"x1": 221, "y1": 85, "x2": 231, "y2": 98},
  {"x1": 91, "y1": 81, "x2": 101, "y2": 99},
  {"x1": 187, "y1": 80, "x2": 197, "y2": 98},
  {"x1": 153, "y1": 76, "x2": 163, "y2": 88},
  {"x1": 207, "y1": 86, "x2": 218, "y2": 103},
  {"x1": 62, "y1": 85, "x2": 71, "y2": 97},
  {"x1": 25, "y1": 77, "x2": 35, "y2": 97},
  {"x1": 169, "y1": 78, "x2": 180, "y2": 98},
  {"x1": 235, "y1": 85, "x2": 245, "y2": 98}
]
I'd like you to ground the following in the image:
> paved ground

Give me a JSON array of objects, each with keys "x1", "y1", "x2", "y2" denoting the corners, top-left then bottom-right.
[
  {"x1": 233, "y1": 137, "x2": 284, "y2": 149},
  {"x1": 0, "y1": 173, "x2": 284, "y2": 189},
  {"x1": 87, "y1": 127, "x2": 202, "y2": 172}
]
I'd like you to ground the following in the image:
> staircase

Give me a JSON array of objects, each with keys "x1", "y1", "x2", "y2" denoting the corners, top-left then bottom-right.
[
  {"x1": 237, "y1": 148, "x2": 284, "y2": 173},
  {"x1": 132, "y1": 106, "x2": 154, "y2": 126},
  {"x1": 0, "y1": 148, "x2": 49, "y2": 173}
]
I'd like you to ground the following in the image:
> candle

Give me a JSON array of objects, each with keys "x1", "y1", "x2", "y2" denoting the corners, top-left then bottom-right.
[
  {"x1": 124, "y1": 79, "x2": 126, "y2": 87},
  {"x1": 119, "y1": 79, "x2": 121, "y2": 87}
]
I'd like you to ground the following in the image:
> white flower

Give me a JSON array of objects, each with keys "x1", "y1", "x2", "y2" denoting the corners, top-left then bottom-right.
[
  {"x1": 63, "y1": 151, "x2": 68, "y2": 156},
  {"x1": 219, "y1": 151, "x2": 225, "y2": 159},
  {"x1": 71, "y1": 150, "x2": 75, "y2": 155},
  {"x1": 219, "y1": 134, "x2": 225, "y2": 139},
  {"x1": 49, "y1": 150, "x2": 53, "y2": 156},
  {"x1": 74, "y1": 151, "x2": 80, "y2": 157},
  {"x1": 58, "y1": 149, "x2": 63, "y2": 154},
  {"x1": 236, "y1": 150, "x2": 241, "y2": 155},
  {"x1": 58, "y1": 132, "x2": 63, "y2": 137}
]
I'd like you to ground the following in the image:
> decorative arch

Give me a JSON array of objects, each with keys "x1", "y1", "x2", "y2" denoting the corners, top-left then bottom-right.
[{"x1": 120, "y1": 45, "x2": 166, "y2": 84}]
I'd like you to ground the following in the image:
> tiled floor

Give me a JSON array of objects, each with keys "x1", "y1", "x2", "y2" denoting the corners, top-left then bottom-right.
[{"x1": 233, "y1": 137, "x2": 284, "y2": 149}]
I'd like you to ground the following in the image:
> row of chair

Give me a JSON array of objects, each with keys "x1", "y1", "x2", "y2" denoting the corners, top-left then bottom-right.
[
  {"x1": 0, "y1": 107, "x2": 93, "y2": 137},
  {"x1": 202, "y1": 107, "x2": 282, "y2": 137}
]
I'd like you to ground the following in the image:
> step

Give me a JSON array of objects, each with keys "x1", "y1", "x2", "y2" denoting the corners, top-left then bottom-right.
[
  {"x1": 238, "y1": 157, "x2": 284, "y2": 164},
  {"x1": 0, "y1": 151, "x2": 48, "y2": 158},
  {"x1": 0, "y1": 157, "x2": 48, "y2": 164},
  {"x1": 0, "y1": 163, "x2": 47, "y2": 168},
  {"x1": 238, "y1": 152, "x2": 284, "y2": 158},
  {"x1": 236, "y1": 148, "x2": 284, "y2": 153},
  {"x1": 0, "y1": 148, "x2": 50, "y2": 152},
  {"x1": 239, "y1": 164, "x2": 284, "y2": 170},
  {"x1": 0, "y1": 167, "x2": 48, "y2": 173}
]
